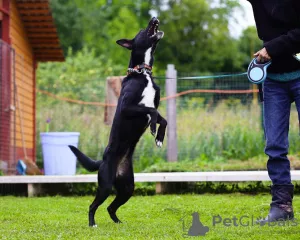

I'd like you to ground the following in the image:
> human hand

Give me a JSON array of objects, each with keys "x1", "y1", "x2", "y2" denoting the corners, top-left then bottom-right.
[{"x1": 254, "y1": 47, "x2": 271, "y2": 63}]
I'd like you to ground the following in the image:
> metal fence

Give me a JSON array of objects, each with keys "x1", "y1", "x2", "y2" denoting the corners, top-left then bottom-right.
[
  {"x1": 36, "y1": 66, "x2": 300, "y2": 173},
  {"x1": 0, "y1": 41, "x2": 16, "y2": 174}
]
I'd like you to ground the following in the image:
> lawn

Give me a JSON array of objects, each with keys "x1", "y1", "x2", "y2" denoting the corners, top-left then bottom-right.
[{"x1": 0, "y1": 194, "x2": 299, "y2": 239}]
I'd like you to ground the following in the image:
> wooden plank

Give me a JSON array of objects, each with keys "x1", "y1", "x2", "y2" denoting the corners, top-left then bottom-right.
[
  {"x1": 13, "y1": 45, "x2": 34, "y2": 62},
  {"x1": 16, "y1": 125, "x2": 34, "y2": 135},
  {"x1": 10, "y1": 23, "x2": 33, "y2": 53},
  {"x1": 34, "y1": 49, "x2": 63, "y2": 54},
  {"x1": 34, "y1": 52, "x2": 63, "y2": 58},
  {"x1": 10, "y1": 7, "x2": 35, "y2": 62},
  {"x1": 15, "y1": 138, "x2": 34, "y2": 148},
  {"x1": 19, "y1": 9, "x2": 50, "y2": 15},
  {"x1": 14, "y1": 98, "x2": 34, "y2": 112},
  {"x1": 0, "y1": 175, "x2": 97, "y2": 184},
  {"x1": 10, "y1": 0, "x2": 35, "y2": 139},
  {"x1": 32, "y1": 43, "x2": 61, "y2": 48},
  {"x1": 15, "y1": 67, "x2": 34, "y2": 81},
  {"x1": 15, "y1": 100, "x2": 34, "y2": 113},
  {"x1": 27, "y1": 28, "x2": 57, "y2": 33},
  {"x1": 33, "y1": 46, "x2": 62, "y2": 50},
  {"x1": 21, "y1": 15, "x2": 53, "y2": 21},
  {"x1": 1, "y1": 171, "x2": 300, "y2": 184},
  {"x1": 15, "y1": 55, "x2": 33, "y2": 66},
  {"x1": 16, "y1": 74, "x2": 34, "y2": 86},
  {"x1": 15, "y1": 110, "x2": 34, "y2": 120},
  {"x1": 34, "y1": 52, "x2": 63, "y2": 57},
  {"x1": 24, "y1": 22, "x2": 56, "y2": 28},
  {"x1": 15, "y1": 129, "x2": 34, "y2": 138},
  {"x1": 16, "y1": 77, "x2": 34, "y2": 90},
  {"x1": 16, "y1": 102, "x2": 34, "y2": 115},
  {"x1": 16, "y1": 2, "x2": 49, "y2": 9},
  {"x1": 13, "y1": 51, "x2": 34, "y2": 66},
  {"x1": 15, "y1": 119, "x2": 34, "y2": 129},
  {"x1": 16, "y1": 103, "x2": 34, "y2": 114},
  {"x1": 16, "y1": 111, "x2": 34, "y2": 122},
  {"x1": 134, "y1": 172, "x2": 273, "y2": 182},
  {"x1": 28, "y1": 33, "x2": 58, "y2": 38},
  {"x1": 37, "y1": 57, "x2": 64, "y2": 62},
  {"x1": 16, "y1": 139, "x2": 34, "y2": 149},
  {"x1": 29, "y1": 38, "x2": 59, "y2": 44},
  {"x1": 16, "y1": 82, "x2": 34, "y2": 94}
]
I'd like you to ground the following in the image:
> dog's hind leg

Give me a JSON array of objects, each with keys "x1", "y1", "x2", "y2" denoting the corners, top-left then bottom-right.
[
  {"x1": 89, "y1": 186, "x2": 111, "y2": 227},
  {"x1": 107, "y1": 162, "x2": 134, "y2": 223},
  {"x1": 89, "y1": 162, "x2": 115, "y2": 227}
]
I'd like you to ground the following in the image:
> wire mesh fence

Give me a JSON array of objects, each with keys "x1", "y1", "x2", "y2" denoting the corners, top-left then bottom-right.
[
  {"x1": 36, "y1": 69, "x2": 300, "y2": 173},
  {"x1": 0, "y1": 41, "x2": 16, "y2": 174}
]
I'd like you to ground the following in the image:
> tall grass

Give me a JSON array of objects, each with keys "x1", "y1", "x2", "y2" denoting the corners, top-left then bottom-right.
[{"x1": 36, "y1": 96, "x2": 300, "y2": 172}]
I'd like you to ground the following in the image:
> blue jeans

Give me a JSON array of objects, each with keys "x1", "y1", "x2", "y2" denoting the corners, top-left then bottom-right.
[{"x1": 263, "y1": 78, "x2": 300, "y2": 185}]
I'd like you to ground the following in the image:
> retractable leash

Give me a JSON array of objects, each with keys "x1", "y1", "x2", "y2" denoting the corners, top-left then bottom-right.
[
  {"x1": 247, "y1": 57, "x2": 272, "y2": 84},
  {"x1": 247, "y1": 57, "x2": 272, "y2": 102}
]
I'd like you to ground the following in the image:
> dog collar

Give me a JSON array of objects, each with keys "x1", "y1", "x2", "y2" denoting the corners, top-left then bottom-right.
[{"x1": 127, "y1": 63, "x2": 152, "y2": 75}]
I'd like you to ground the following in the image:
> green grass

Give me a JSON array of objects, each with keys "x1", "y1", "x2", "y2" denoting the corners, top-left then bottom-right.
[
  {"x1": 1, "y1": 194, "x2": 300, "y2": 239},
  {"x1": 142, "y1": 154, "x2": 300, "y2": 172}
]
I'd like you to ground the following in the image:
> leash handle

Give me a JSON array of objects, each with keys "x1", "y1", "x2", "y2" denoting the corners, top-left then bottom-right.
[{"x1": 247, "y1": 57, "x2": 272, "y2": 84}]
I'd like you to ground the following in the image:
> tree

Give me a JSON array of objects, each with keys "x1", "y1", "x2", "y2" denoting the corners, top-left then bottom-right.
[
  {"x1": 50, "y1": 0, "x2": 84, "y2": 54},
  {"x1": 37, "y1": 48, "x2": 123, "y2": 103},
  {"x1": 49, "y1": 0, "x2": 254, "y2": 74},
  {"x1": 238, "y1": 26, "x2": 262, "y2": 69},
  {"x1": 154, "y1": 0, "x2": 244, "y2": 74}
]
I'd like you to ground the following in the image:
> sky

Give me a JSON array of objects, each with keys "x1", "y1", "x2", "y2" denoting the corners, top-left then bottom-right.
[{"x1": 230, "y1": 0, "x2": 256, "y2": 38}]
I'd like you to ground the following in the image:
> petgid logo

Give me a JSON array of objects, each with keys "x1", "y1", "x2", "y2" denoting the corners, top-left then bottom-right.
[
  {"x1": 180, "y1": 212, "x2": 210, "y2": 237},
  {"x1": 212, "y1": 215, "x2": 298, "y2": 227},
  {"x1": 178, "y1": 212, "x2": 299, "y2": 238}
]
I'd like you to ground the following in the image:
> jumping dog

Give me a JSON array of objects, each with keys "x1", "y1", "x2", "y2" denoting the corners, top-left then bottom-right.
[{"x1": 69, "y1": 17, "x2": 167, "y2": 227}]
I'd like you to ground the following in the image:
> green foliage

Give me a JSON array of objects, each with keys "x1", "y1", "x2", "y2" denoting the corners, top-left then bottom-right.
[
  {"x1": 36, "y1": 93, "x2": 300, "y2": 173},
  {"x1": 37, "y1": 48, "x2": 124, "y2": 103},
  {"x1": 50, "y1": 0, "x2": 84, "y2": 54},
  {"x1": 156, "y1": 0, "x2": 244, "y2": 73},
  {"x1": 143, "y1": 154, "x2": 300, "y2": 173},
  {"x1": 238, "y1": 26, "x2": 263, "y2": 69},
  {"x1": 48, "y1": 0, "x2": 257, "y2": 74}
]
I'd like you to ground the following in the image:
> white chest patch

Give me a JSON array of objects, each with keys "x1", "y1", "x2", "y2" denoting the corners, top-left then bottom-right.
[
  {"x1": 139, "y1": 73, "x2": 155, "y2": 108},
  {"x1": 138, "y1": 47, "x2": 155, "y2": 108},
  {"x1": 144, "y1": 47, "x2": 152, "y2": 65}
]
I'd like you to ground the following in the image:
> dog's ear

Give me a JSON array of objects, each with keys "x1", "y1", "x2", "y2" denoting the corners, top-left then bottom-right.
[{"x1": 116, "y1": 39, "x2": 133, "y2": 50}]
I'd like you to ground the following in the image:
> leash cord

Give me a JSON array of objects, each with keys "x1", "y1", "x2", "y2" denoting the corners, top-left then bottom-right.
[{"x1": 154, "y1": 72, "x2": 247, "y2": 80}]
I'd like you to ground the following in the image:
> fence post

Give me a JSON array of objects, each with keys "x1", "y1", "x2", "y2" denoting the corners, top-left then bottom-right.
[{"x1": 166, "y1": 64, "x2": 178, "y2": 162}]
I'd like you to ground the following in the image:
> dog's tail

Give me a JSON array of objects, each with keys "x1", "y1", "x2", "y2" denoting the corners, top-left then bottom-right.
[{"x1": 68, "y1": 145, "x2": 102, "y2": 172}]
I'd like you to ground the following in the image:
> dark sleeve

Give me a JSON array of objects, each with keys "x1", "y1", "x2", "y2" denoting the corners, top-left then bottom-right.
[{"x1": 264, "y1": 28, "x2": 300, "y2": 57}]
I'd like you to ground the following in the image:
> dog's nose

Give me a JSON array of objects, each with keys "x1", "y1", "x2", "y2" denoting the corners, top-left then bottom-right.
[{"x1": 151, "y1": 17, "x2": 159, "y2": 24}]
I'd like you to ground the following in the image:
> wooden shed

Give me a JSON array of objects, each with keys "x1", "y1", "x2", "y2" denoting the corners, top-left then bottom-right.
[{"x1": 0, "y1": 0, "x2": 64, "y2": 174}]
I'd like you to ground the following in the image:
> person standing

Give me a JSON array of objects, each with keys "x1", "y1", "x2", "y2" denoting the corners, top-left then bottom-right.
[{"x1": 247, "y1": 0, "x2": 300, "y2": 222}]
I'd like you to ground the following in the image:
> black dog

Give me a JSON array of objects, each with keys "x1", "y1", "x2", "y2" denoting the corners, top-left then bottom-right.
[{"x1": 69, "y1": 17, "x2": 167, "y2": 227}]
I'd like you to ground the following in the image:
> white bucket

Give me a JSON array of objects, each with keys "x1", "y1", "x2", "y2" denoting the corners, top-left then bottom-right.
[{"x1": 40, "y1": 132, "x2": 80, "y2": 175}]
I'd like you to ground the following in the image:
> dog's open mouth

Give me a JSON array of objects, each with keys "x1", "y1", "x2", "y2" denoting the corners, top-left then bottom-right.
[{"x1": 147, "y1": 17, "x2": 164, "y2": 40}]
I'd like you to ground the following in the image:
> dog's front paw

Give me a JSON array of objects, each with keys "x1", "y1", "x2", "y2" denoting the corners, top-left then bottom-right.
[{"x1": 155, "y1": 139, "x2": 163, "y2": 148}]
